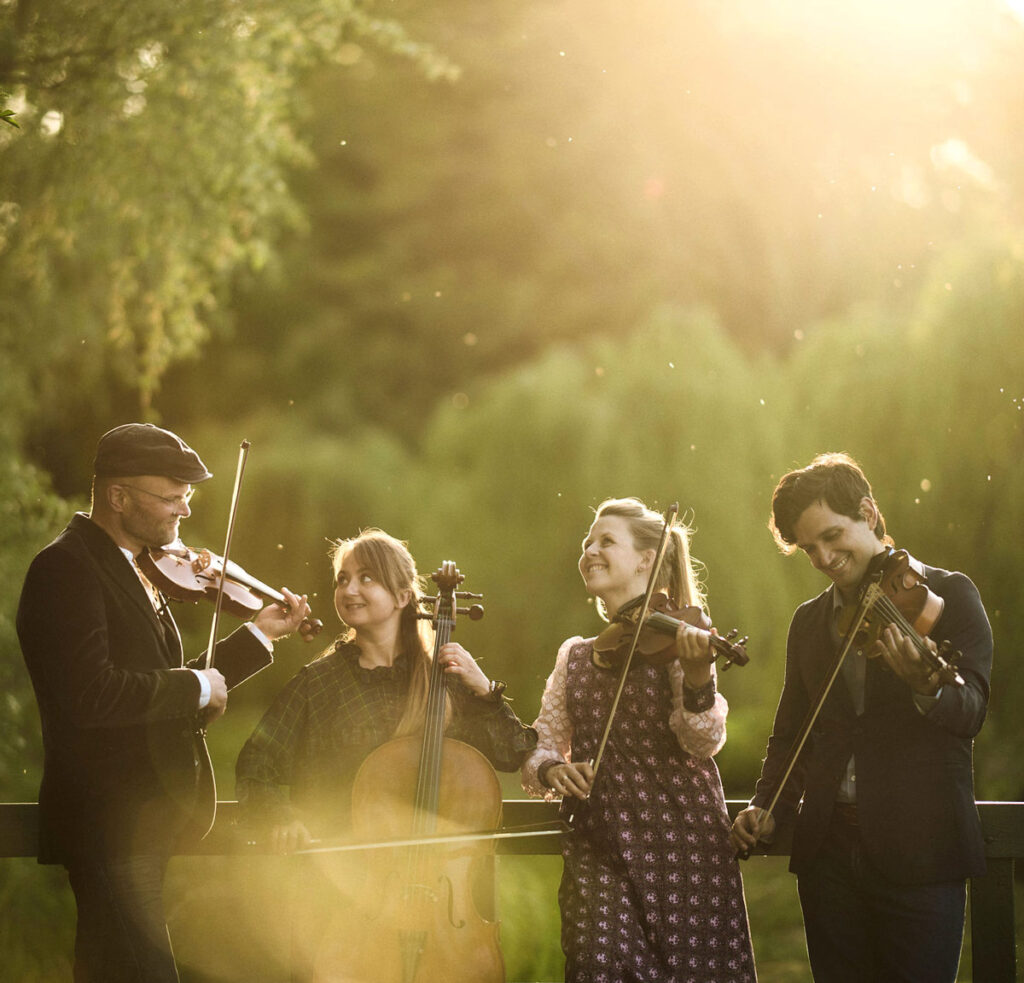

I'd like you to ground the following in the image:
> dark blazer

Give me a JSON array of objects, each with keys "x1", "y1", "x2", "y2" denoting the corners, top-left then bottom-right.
[
  {"x1": 752, "y1": 560, "x2": 992, "y2": 883},
  {"x1": 17, "y1": 513, "x2": 273, "y2": 864}
]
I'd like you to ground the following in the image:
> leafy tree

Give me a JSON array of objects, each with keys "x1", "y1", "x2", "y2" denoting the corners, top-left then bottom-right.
[
  {"x1": 0, "y1": 0, "x2": 455, "y2": 478},
  {"x1": 163, "y1": 0, "x2": 1024, "y2": 441}
]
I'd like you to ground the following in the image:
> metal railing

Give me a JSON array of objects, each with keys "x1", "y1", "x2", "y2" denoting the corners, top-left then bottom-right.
[{"x1": 1, "y1": 799, "x2": 1019, "y2": 981}]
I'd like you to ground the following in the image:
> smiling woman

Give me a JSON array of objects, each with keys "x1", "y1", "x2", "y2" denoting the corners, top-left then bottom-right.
[
  {"x1": 234, "y1": 527, "x2": 537, "y2": 980},
  {"x1": 522, "y1": 497, "x2": 756, "y2": 983}
]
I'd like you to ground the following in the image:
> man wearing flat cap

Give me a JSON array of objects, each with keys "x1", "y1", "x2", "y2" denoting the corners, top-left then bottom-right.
[{"x1": 17, "y1": 423, "x2": 311, "y2": 983}]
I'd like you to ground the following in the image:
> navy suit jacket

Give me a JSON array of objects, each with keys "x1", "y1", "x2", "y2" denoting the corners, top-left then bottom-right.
[
  {"x1": 17, "y1": 513, "x2": 273, "y2": 864},
  {"x1": 752, "y1": 560, "x2": 992, "y2": 883}
]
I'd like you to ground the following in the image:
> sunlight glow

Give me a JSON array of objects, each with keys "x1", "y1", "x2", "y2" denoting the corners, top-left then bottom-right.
[
  {"x1": 930, "y1": 139, "x2": 996, "y2": 189},
  {"x1": 1004, "y1": 0, "x2": 1024, "y2": 24},
  {"x1": 39, "y1": 110, "x2": 63, "y2": 137}
]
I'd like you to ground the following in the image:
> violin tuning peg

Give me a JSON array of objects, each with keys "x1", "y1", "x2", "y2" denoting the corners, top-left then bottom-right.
[{"x1": 724, "y1": 628, "x2": 738, "y2": 641}]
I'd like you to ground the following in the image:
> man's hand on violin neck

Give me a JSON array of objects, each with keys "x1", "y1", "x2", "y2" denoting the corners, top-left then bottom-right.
[
  {"x1": 876, "y1": 625, "x2": 942, "y2": 697},
  {"x1": 252, "y1": 587, "x2": 311, "y2": 640}
]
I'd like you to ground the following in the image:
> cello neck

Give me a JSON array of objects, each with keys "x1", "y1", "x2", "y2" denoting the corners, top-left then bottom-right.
[{"x1": 413, "y1": 574, "x2": 457, "y2": 834}]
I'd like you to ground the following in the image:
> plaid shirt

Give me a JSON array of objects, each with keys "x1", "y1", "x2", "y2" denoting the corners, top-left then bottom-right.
[{"x1": 235, "y1": 642, "x2": 536, "y2": 834}]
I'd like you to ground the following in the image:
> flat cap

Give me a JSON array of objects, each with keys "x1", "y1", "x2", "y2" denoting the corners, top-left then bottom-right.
[{"x1": 93, "y1": 423, "x2": 212, "y2": 483}]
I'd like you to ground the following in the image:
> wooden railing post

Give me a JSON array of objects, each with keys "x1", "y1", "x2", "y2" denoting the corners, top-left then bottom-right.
[
  {"x1": 969, "y1": 801, "x2": 1024, "y2": 983},
  {"x1": 971, "y1": 858, "x2": 1016, "y2": 982}
]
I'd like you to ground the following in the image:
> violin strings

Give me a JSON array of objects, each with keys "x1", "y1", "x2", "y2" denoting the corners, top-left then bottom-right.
[
  {"x1": 871, "y1": 595, "x2": 930, "y2": 657},
  {"x1": 869, "y1": 592, "x2": 963, "y2": 685}
]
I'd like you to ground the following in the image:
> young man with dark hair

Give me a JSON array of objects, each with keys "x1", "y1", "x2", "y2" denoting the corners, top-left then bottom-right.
[{"x1": 731, "y1": 452, "x2": 992, "y2": 982}]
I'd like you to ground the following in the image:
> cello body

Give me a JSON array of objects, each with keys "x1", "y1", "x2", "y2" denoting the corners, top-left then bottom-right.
[{"x1": 313, "y1": 737, "x2": 505, "y2": 983}]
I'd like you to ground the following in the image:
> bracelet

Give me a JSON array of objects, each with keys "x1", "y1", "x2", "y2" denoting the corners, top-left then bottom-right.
[
  {"x1": 538, "y1": 759, "x2": 561, "y2": 789},
  {"x1": 682, "y1": 678, "x2": 717, "y2": 713}
]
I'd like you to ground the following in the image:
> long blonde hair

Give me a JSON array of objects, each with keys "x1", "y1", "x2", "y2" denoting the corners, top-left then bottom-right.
[
  {"x1": 329, "y1": 528, "x2": 450, "y2": 737},
  {"x1": 590, "y1": 497, "x2": 706, "y2": 620}
]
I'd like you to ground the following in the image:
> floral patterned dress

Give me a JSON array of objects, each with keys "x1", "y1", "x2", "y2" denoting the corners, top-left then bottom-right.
[{"x1": 522, "y1": 637, "x2": 756, "y2": 983}]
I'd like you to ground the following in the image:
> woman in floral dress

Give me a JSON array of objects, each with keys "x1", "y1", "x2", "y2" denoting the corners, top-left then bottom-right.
[{"x1": 522, "y1": 497, "x2": 756, "y2": 983}]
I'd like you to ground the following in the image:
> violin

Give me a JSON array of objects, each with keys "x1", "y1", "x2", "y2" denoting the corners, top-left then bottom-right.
[
  {"x1": 137, "y1": 542, "x2": 323, "y2": 642},
  {"x1": 735, "y1": 545, "x2": 964, "y2": 862},
  {"x1": 839, "y1": 547, "x2": 964, "y2": 688},
  {"x1": 313, "y1": 562, "x2": 504, "y2": 983},
  {"x1": 592, "y1": 593, "x2": 750, "y2": 671}
]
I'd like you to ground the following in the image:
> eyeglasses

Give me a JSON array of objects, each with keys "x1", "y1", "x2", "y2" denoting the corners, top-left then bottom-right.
[{"x1": 117, "y1": 484, "x2": 196, "y2": 509}]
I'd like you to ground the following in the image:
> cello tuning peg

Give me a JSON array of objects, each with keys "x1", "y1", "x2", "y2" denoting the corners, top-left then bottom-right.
[
  {"x1": 456, "y1": 604, "x2": 485, "y2": 620},
  {"x1": 454, "y1": 590, "x2": 484, "y2": 600}
]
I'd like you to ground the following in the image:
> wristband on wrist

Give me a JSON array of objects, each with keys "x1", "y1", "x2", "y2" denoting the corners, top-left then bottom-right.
[
  {"x1": 538, "y1": 759, "x2": 561, "y2": 789},
  {"x1": 682, "y1": 677, "x2": 717, "y2": 713}
]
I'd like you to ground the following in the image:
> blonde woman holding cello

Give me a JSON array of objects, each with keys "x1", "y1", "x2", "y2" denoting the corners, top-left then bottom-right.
[
  {"x1": 522, "y1": 497, "x2": 756, "y2": 983},
  {"x1": 236, "y1": 528, "x2": 535, "y2": 980}
]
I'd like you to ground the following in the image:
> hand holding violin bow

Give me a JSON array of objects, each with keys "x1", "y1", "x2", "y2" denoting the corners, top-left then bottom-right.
[
  {"x1": 154, "y1": 439, "x2": 320, "y2": 732},
  {"x1": 732, "y1": 546, "x2": 964, "y2": 861}
]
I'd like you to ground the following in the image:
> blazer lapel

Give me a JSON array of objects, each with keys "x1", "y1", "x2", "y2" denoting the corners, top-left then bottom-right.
[
  {"x1": 70, "y1": 514, "x2": 181, "y2": 668},
  {"x1": 805, "y1": 590, "x2": 857, "y2": 720}
]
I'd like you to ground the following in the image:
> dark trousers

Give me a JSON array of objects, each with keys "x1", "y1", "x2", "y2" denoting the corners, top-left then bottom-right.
[
  {"x1": 796, "y1": 816, "x2": 967, "y2": 983},
  {"x1": 66, "y1": 854, "x2": 179, "y2": 983}
]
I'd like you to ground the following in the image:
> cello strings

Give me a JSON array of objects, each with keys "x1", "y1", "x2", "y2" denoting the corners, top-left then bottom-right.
[{"x1": 406, "y1": 582, "x2": 455, "y2": 898}]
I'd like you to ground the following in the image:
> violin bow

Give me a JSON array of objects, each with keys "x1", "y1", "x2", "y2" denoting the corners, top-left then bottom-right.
[
  {"x1": 288, "y1": 821, "x2": 570, "y2": 856},
  {"x1": 568, "y1": 502, "x2": 679, "y2": 826},
  {"x1": 737, "y1": 580, "x2": 876, "y2": 859},
  {"x1": 203, "y1": 439, "x2": 251, "y2": 670}
]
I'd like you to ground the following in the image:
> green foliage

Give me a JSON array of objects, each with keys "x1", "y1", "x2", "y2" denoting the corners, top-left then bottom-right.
[
  {"x1": 0, "y1": 87, "x2": 16, "y2": 127},
  {"x1": 0, "y1": 433, "x2": 74, "y2": 800},
  {"x1": 162, "y1": 0, "x2": 1024, "y2": 441},
  {"x1": 0, "y1": 434, "x2": 77, "y2": 982},
  {"x1": 0, "y1": 0, "x2": 454, "y2": 444}
]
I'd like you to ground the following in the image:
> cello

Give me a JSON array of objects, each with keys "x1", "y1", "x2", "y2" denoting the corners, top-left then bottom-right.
[{"x1": 313, "y1": 562, "x2": 505, "y2": 983}]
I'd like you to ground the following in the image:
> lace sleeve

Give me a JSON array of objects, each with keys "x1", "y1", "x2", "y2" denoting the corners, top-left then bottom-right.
[
  {"x1": 520, "y1": 636, "x2": 583, "y2": 799},
  {"x1": 667, "y1": 660, "x2": 728, "y2": 759}
]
